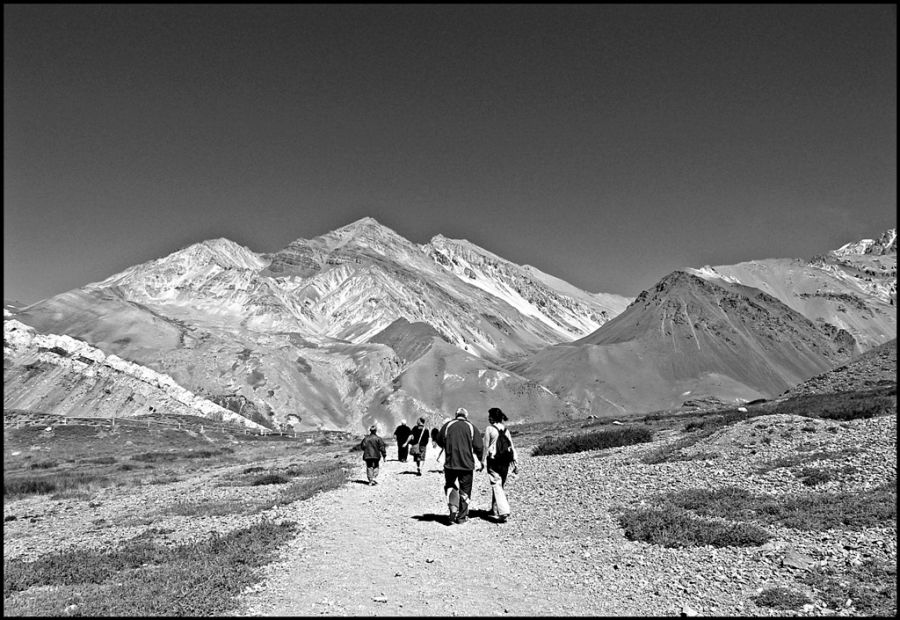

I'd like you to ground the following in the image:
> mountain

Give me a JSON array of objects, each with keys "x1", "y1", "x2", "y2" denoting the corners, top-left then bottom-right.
[
  {"x1": 509, "y1": 229, "x2": 895, "y2": 417},
  {"x1": 509, "y1": 270, "x2": 858, "y2": 416},
  {"x1": 363, "y1": 318, "x2": 576, "y2": 427},
  {"x1": 684, "y1": 228, "x2": 896, "y2": 351},
  {"x1": 3, "y1": 315, "x2": 267, "y2": 430},
  {"x1": 9, "y1": 220, "x2": 894, "y2": 429},
  {"x1": 10, "y1": 218, "x2": 621, "y2": 430}
]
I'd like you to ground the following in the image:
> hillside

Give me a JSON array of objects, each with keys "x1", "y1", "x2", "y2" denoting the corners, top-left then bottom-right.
[
  {"x1": 509, "y1": 271, "x2": 857, "y2": 416},
  {"x1": 781, "y1": 338, "x2": 897, "y2": 398}
]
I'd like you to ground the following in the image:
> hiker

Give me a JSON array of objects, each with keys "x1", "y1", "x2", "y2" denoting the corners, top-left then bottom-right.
[
  {"x1": 394, "y1": 419, "x2": 412, "y2": 462},
  {"x1": 404, "y1": 416, "x2": 430, "y2": 476},
  {"x1": 436, "y1": 407, "x2": 484, "y2": 525},
  {"x1": 483, "y1": 407, "x2": 518, "y2": 523},
  {"x1": 430, "y1": 424, "x2": 441, "y2": 467},
  {"x1": 360, "y1": 424, "x2": 387, "y2": 486}
]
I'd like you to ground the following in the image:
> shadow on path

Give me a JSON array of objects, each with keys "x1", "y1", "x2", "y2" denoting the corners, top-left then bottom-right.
[{"x1": 411, "y1": 513, "x2": 455, "y2": 526}]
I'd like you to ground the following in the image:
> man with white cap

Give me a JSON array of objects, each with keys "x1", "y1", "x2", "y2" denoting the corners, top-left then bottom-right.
[{"x1": 436, "y1": 407, "x2": 484, "y2": 525}]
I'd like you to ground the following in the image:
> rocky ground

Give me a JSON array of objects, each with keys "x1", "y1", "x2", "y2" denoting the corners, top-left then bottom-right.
[
  {"x1": 238, "y1": 413, "x2": 895, "y2": 616},
  {"x1": 4, "y1": 412, "x2": 896, "y2": 616}
]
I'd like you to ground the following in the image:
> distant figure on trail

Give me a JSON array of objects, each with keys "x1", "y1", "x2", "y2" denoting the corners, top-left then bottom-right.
[
  {"x1": 436, "y1": 408, "x2": 484, "y2": 525},
  {"x1": 404, "y1": 416, "x2": 429, "y2": 476},
  {"x1": 360, "y1": 425, "x2": 387, "y2": 486},
  {"x1": 483, "y1": 407, "x2": 518, "y2": 523},
  {"x1": 431, "y1": 417, "x2": 450, "y2": 468},
  {"x1": 394, "y1": 420, "x2": 412, "y2": 462}
]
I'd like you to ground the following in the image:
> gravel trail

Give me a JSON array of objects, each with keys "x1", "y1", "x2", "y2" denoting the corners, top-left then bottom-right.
[{"x1": 238, "y1": 414, "x2": 896, "y2": 616}]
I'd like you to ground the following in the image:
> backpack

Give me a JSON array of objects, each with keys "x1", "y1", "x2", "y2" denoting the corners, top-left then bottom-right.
[{"x1": 493, "y1": 425, "x2": 514, "y2": 464}]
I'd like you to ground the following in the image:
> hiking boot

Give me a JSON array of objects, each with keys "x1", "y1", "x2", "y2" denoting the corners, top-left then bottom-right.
[
  {"x1": 455, "y1": 517, "x2": 468, "y2": 525},
  {"x1": 448, "y1": 510, "x2": 458, "y2": 525},
  {"x1": 497, "y1": 515, "x2": 509, "y2": 523},
  {"x1": 416, "y1": 470, "x2": 422, "y2": 476},
  {"x1": 368, "y1": 481, "x2": 375, "y2": 486}
]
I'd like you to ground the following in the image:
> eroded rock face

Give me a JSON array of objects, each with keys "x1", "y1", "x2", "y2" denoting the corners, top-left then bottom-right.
[{"x1": 3, "y1": 319, "x2": 267, "y2": 430}]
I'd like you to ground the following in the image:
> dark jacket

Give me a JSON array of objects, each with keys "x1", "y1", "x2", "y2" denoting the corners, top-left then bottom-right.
[
  {"x1": 407, "y1": 424, "x2": 429, "y2": 448},
  {"x1": 394, "y1": 424, "x2": 411, "y2": 444},
  {"x1": 360, "y1": 434, "x2": 387, "y2": 460},
  {"x1": 437, "y1": 417, "x2": 484, "y2": 471}
]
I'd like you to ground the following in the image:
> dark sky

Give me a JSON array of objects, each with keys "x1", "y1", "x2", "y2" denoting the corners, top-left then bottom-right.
[{"x1": 4, "y1": 4, "x2": 896, "y2": 304}]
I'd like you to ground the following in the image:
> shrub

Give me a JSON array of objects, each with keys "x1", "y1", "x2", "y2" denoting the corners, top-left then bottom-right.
[
  {"x1": 753, "y1": 586, "x2": 811, "y2": 610},
  {"x1": 3, "y1": 520, "x2": 298, "y2": 615},
  {"x1": 640, "y1": 433, "x2": 711, "y2": 464},
  {"x1": 82, "y1": 456, "x2": 117, "y2": 465},
  {"x1": 797, "y1": 467, "x2": 833, "y2": 486},
  {"x1": 251, "y1": 474, "x2": 290, "y2": 486},
  {"x1": 801, "y1": 559, "x2": 897, "y2": 616},
  {"x1": 165, "y1": 500, "x2": 260, "y2": 517},
  {"x1": 757, "y1": 449, "x2": 859, "y2": 473},
  {"x1": 28, "y1": 460, "x2": 59, "y2": 470},
  {"x1": 270, "y1": 465, "x2": 347, "y2": 507},
  {"x1": 243, "y1": 466, "x2": 266, "y2": 474},
  {"x1": 617, "y1": 506, "x2": 771, "y2": 548},
  {"x1": 780, "y1": 388, "x2": 896, "y2": 421},
  {"x1": 659, "y1": 483, "x2": 896, "y2": 530},
  {"x1": 130, "y1": 448, "x2": 232, "y2": 463},
  {"x1": 4, "y1": 472, "x2": 107, "y2": 498},
  {"x1": 531, "y1": 426, "x2": 653, "y2": 456}
]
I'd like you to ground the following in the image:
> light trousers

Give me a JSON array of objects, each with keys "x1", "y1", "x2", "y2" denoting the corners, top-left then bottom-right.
[{"x1": 488, "y1": 462, "x2": 511, "y2": 517}]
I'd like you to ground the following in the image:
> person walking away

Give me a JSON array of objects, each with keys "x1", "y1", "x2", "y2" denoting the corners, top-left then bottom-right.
[
  {"x1": 483, "y1": 407, "x2": 518, "y2": 523},
  {"x1": 405, "y1": 416, "x2": 429, "y2": 476},
  {"x1": 430, "y1": 424, "x2": 441, "y2": 468},
  {"x1": 436, "y1": 408, "x2": 484, "y2": 525},
  {"x1": 394, "y1": 420, "x2": 412, "y2": 462},
  {"x1": 360, "y1": 424, "x2": 387, "y2": 485}
]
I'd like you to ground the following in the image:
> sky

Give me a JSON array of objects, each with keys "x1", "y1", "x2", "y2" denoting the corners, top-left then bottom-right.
[{"x1": 4, "y1": 4, "x2": 897, "y2": 304}]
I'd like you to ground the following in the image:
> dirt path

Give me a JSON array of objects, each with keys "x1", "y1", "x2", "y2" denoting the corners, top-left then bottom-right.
[{"x1": 238, "y1": 443, "x2": 604, "y2": 616}]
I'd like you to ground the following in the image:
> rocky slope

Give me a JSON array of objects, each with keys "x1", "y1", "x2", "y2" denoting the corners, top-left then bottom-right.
[
  {"x1": 510, "y1": 271, "x2": 858, "y2": 416},
  {"x1": 3, "y1": 316, "x2": 266, "y2": 430},
  {"x1": 781, "y1": 338, "x2": 897, "y2": 398},
  {"x1": 12, "y1": 218, "x2": 617, "y2": 430},
  {"x1": 687, "y1": 228, "x2": 896, "y2": 351}
]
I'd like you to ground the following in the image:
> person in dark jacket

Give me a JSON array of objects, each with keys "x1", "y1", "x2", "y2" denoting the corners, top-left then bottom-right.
[
  {"x1": 404, "y1": 416, "x2": 429, "y2": 476},
  {"x1": 360, "y1": 424, "x2": 387, "y2": 486},
  {"x1": 436, "y1": 407, "x2": 484, "y2": 524},
  {"x1": 394, "y1": 420, "x2": 412, "y2": 462}
]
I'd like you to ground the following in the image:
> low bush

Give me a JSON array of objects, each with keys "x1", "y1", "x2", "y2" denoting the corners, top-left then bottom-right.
[
  {"x1": 640, "y1": 433, "x2": 712, "y2": 464},
  {"x1": 4, "y1": 472, "x2": 107, "y2": 498},
  {"x1": 753, "y1": 586, "x2": 811, "y2": 610},
  {"x1": 28, "y1": 460, "x2": 59, "y2": 470},
  {"x1": 130, "y1": 448, "x2": 233, "y2": 463},
  {"x1": 801, "y1": 558, "x2": 897, "y2": 616},
  {"x1": 757, "y1": 448, "x2": 860, "y2": 473},
  {"x1": 780, "y1": 388, "x2": 896, "y2": 421},
  {"x1": 616, "y1": 506, "x2": 771, "y2": 548},
  {"x1": 81, "y1": 456, "x2": 118, "y2": 465},
  {"x1": 164, "y1": 500, "x2": 260, "y2": 517},
  {"x1": 531, "y1": 426, "x2": 653, "y2": 456},
  {"x1": 269, "y1": 465, "x2": 347, "y2": 507},
  {"x1": 659, "y1": 482, "x2": 896, "y2": 530},
  {"x1": 251, "y1": 474, "x2": 290, "y2": 486},
  {"x1": 797, "y1": 467, "x2": 833, "y2": 486},
  {"x1": 3, "y1": 519, "x2": 298, "y2": 615}
]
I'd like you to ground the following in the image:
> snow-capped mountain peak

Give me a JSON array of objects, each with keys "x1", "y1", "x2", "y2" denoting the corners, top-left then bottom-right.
[{"x1": 831, "y1": 228, "x2": 897, "y2": 257}]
